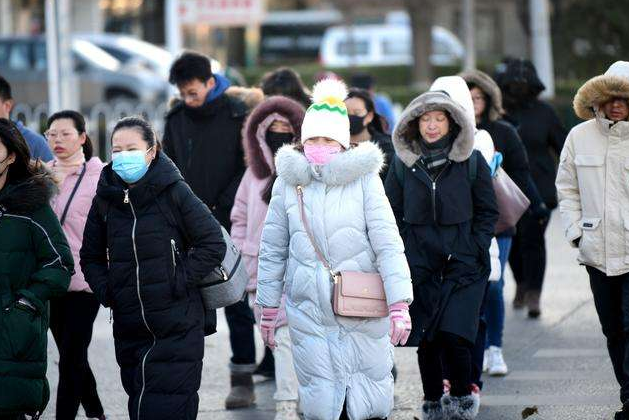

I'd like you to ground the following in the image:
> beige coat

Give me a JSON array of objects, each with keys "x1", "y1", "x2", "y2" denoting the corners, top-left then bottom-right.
[{"x1": 556, "y1": 61, "x2": 629, "y2": 276}]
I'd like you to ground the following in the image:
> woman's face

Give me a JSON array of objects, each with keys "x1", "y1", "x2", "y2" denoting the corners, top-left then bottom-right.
[
  {"x1": 304, "y1": 137, "x2": 342, "y2": 148},
  {"x1": 0, "y1": 139, "x2": 15, "y2": 178},
  {"x1": 345, "y1": 97, "x2": 374, "y2": 129},
  {"x1": 111, "y1": 128, "x2": 156, "y2": 166},
  {"x1": 268, "y1": 120, "x2": 293, "y2": 134},
  {"x1": 46, "y1": 118, "x2": 86, "y2": 160},
  {"x1": 418, "y1": 110, "x2": 450, "y2": 143},
  {"x1": 602, "y1": 98, "x2": 629, "y2": 122},
  {"x1": 470, "y1": 87, "x2": 487, "y2": 119}
]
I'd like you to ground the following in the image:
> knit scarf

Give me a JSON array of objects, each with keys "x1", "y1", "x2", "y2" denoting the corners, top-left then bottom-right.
[
  {"x1": 418, "y1": 130, "x2": 456, "y2": 178},
  {"x1": 50, "y1": 148, "x2": 85, "y2": 184}
]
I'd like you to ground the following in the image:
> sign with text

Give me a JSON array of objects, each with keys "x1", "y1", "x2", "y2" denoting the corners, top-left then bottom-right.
[{"x1": 179, "y1": 0, "x2": 265, "y2": 26}]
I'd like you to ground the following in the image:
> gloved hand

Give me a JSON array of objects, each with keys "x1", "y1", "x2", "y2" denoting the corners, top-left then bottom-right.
[
  {"x1": 389, "y1": 302, "x2": 412, "y2": 346},
  {"x1": 529, "y1": 202, "x2": 550, "y2": 225},
  {"x1": 260, "y1": 307, "x2": 279, "y2": 350}
]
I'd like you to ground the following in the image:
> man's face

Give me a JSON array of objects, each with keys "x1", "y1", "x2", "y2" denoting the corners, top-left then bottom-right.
[
  {"x1": 602, "y1": 97, "x2": 629, "y2": 122},
  {"x1": 177, "y1": 77, "x2": 216, "y2": 108},
  {"x1": 0, "y1": 97, "x2": 13, "y2": 120}
]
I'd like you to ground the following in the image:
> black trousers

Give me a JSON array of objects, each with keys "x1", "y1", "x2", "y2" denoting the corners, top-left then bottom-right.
[
  {"x1": 588, "y1": 266, "x2": 629, "y2": 404},
  {"x1": 417, "y1": 332, "x2": 474, "y2": 401},
  {"x1": 224, "y1": 299, "x2": 256, "y2": 365},
  {"x1": 509, "y1": 212, "x2": 550, "y2": 292},
  {"x1": 50, "y1": 292, "x2": 104, "y2": 419}
]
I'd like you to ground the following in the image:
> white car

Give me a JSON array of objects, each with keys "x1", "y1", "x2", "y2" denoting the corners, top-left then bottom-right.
[{"x1": 320, "y1": 24, "x2": 464, "y2": 68}]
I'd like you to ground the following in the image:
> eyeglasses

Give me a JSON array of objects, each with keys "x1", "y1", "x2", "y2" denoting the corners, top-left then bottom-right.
[{"x1": 44, "y1": 130, "x2": 78, "y2": 140}]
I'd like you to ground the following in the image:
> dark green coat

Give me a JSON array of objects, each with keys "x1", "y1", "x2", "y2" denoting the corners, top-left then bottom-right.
[{"x1": 0, "y1": 172, "x2": 73, "y2": 417}]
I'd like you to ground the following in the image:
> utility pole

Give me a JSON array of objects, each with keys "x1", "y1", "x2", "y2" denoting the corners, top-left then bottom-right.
[
  {"x1": 45, "y1": 0, "x2": 74, "y2": 113},
  {"x1": 165, "y1": 0, "x2": 182, "y2": 57},
  {"x1": 529, "y1": 0, "x2": 555, "y2": 98},
  {"x1": 463, "y1": 0, "x2": 476, "y2": 71}
]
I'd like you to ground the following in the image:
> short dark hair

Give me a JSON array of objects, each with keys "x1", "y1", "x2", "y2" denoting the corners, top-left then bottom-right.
[
  {"x1": 47, "y1": 110, "x2": 94, "y2": 160},
  {"x1": 0, "y1": 75, "x2": 13, "y2": 101},
  {"x1": 111, "y1": 116, "x2": 160, "y2": 151},
  {"x1": 169, "y1": 51, "x2": 213, "y2": 86},
  {"x1": 260, "y1": 67, "x2": 311, "y2": 109}
]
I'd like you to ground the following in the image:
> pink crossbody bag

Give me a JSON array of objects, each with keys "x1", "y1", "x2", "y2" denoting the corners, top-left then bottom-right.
[{"x1": 296, "y1": 186, "x2": 388, "y2": 318}]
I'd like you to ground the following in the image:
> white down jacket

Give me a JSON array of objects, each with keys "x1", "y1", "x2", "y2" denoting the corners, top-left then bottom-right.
[
  {"x1": 557, "y1": 61, "x2": 629, "y2": 276},
  {"x1": 256, "y1": 141, "x2": 413, "y2": 420}
]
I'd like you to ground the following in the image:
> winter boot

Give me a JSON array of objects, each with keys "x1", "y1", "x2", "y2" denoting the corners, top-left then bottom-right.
[
  {"x1": 275, "y1": 401, "x2": 300, "y2": 420},
  {"x1": 487, "y1": 346, "x2": 508, "y2": 376},
  {"x1": 225, "y1": 364, "x2": 256, "y2": 409},
  {"x1": 420, "y1": 400, "x2": 443, "y2": 420},
  {"x1": 254, "y1": 347, "x2": 275, "y2": 379},
  {"x1": 441, "y1": 386, "x2": 480, "y2": 420},
  {"x1": 513, "y1": 285, "x2": 526, "y2": 309},
  {"x1": 526, "y1": 290, "x2": 541, "y2": 319}
]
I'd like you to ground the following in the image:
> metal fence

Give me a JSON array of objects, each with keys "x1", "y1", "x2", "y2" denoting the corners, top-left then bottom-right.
[{"x1": 12, "y1": 101, "x2": 171, "y2": 161}]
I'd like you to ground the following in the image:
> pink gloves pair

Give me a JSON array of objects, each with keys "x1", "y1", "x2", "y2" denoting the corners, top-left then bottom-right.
[
  {"x1": 389, "y1": 302, "x2": 412, "y2": 346},
  {"x1": 260, "y1": 307, "x2": 280, "y2": 350}
]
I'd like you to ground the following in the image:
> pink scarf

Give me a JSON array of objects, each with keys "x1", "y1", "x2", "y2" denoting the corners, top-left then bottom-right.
[{"x1": 50, "y1": 148, "x2": 85, "y2": 184}]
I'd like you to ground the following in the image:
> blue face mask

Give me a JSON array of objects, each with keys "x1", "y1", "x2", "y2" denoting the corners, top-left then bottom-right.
[{"x1": 112, "y1": 149, "x2": 151, "y2": 184}]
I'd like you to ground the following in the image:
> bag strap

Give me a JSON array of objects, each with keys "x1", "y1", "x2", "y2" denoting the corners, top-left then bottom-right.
[
  {"x1": 295, "y1": 186, "x2": 337, "y2": 280},
  {"x1": 59, "y1": 163, "x2": 87, "y2": 226}
]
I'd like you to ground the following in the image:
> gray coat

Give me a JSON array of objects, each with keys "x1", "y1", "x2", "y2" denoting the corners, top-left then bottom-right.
[{"x1": 256, "y1": 141, "x2": 413, "y2": 420}]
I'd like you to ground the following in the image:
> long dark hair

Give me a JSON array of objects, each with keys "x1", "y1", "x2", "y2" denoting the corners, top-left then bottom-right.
[
  {"x1": 0, "y1": 118, "x2": 40, "y2": 185},
  {"x1": 47, "y1": 110, "x2": 94, "y2": 160},
  {"x1": 260, "y1": 68, "x2": 311, "y2": 109},
  {"x1": 346, "y1": 88, "x2": 387, "y2": 134},
  {"x1": 111, "y1": 116, "x2": 161, "y2": 151}
]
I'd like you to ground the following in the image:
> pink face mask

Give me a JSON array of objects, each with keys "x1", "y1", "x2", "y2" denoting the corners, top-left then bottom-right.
[{"x1": 304, "y1": 143, "x2": 342, "y2": 165}]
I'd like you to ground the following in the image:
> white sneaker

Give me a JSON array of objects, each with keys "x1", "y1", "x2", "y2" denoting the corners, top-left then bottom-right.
[
  {"x1": 275, "y1": 401, "x2": 300, "y2": 420},
  {"x1": 482, "y1": 349, "x2": 489, "y2": 373},
  {"x1": 487, "y1": 346, "x2": 508, "y2": 376}
]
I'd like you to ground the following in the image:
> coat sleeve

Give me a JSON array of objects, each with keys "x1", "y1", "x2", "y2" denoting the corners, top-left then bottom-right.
[
  {"x1": 363, "y1": 173, "x2": 413, "y2": 306},
  {"x1": 19, "y1": 205, "x2": 73, "y2": 311},
  {"x1": 555, "y1": 130, "x2": 582, "y2": 246},
  {"x1": 230, "y1": 170, "x2": 250, "y2": 250},
  {"x1": 384, "y1": 157, "x2": 405, "y2": 228},
  {"x1": 471, "y1": 151, "x2": 499, "y2": 253},
  {"x1": 256, "y1": 178, "x2": 289, "y2": 308},
  {"x1": 174, "y1": 181, "x2": 227, "y2": 281},
  {"x1": 80, "y1": 197, "x2": 111, "y2": 306},
  {"x1": 547, "y1": 104, "x2": 567, "y2": 156}
]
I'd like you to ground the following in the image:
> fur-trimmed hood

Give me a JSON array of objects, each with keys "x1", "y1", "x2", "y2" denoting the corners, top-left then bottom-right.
[
  {"x1": 225, "y1": 86, "x2": 265, "y2": 112},
  {"x1": 392, "y1": 91, "x2": 475, "y2": 168},
  {"x1": 243, "y1": 95, "x2": 306, "y2": 179},
  {"x1": 459, "y1": 69, "x2": 505, "y2": 122},
  {"x1": 275, "y1": 141, "x2": 383, "y2": 187},
  {"x1": 0, "y1": 167, "x2": 57, "y2": 215},
  {"x1": 574, "y1": 61, "x2": 629, "y2": 120}
]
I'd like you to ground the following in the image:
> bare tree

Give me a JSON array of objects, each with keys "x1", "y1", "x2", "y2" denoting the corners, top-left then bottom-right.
[{"x1": 405, "y1": 0, "x2": 436, "y2": 88}]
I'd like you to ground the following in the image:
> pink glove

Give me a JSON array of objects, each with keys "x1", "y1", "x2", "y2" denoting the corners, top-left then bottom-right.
[
  {"x1": 389, "y1": 302, "x2": 412, "y2": 346},
  {"x1": 260, "y1": 307, "x2": 280, "y2": 350}
]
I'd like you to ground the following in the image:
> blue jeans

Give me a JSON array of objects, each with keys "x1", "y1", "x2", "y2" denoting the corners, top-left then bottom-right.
[{"x1": 485, "y1": 236, "x2": 512, "y2": 348}]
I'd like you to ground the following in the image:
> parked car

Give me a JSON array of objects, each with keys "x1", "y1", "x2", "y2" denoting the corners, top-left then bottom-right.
[
  {"x1": 0, "y1": 36, "x2": 171, "y2": 108},
  {"x1": 319, "y1": 24, "x2": 464, "y2": 68}
]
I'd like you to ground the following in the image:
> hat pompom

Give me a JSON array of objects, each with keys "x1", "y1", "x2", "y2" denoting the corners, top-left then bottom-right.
[{"x1": 311, "y1": 78, "x2": 348, "y2": 107}]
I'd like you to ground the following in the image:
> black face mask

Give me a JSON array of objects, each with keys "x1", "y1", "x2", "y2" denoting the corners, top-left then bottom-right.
[
  {"x1": 266, "y1": 132, "x2": 294, "y2": 154},
  {"x1": 349, "y1": 114, "x2": 367, "y2": 135}
]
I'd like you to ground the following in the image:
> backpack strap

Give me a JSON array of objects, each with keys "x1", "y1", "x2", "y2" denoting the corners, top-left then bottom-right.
[
  {"x1": 154, "y1": 182, "x2": 192, "y2": 250},
  {"x1": 468, "y1": 150, "x2": 478, "y2": 183}
]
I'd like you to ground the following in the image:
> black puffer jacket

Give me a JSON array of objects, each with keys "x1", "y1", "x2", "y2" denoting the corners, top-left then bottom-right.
[
  {"x1": 80, "y1": 152, "x2": 225, "y2": 420},
  {"x1": 371, "y1": 131, "x2": 395, "y2": 181},
  {"x1": 163, "y1": 93, "x2": 247, "y2": 229},
  {"x1": 385, "y1": 92, "x2": 498, "y2": 345}
]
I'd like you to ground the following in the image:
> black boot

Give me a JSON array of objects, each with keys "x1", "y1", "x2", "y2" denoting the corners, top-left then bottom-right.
[
  {"x1": 225, "y1": 364, "x2": 256, "y2": 409},
  {"x1": 253, "y1": 347, "x2": 275, "y2": 379}
]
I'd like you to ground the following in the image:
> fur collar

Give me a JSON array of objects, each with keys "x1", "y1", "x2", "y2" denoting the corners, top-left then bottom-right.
[
  {"x1": 392, "y1": 91, "x2": 475, "y2": 168},
  {"x1": 275, "y1": 141, "x2": 383, "y2": 187},
  {"x1": 574, "y1": 74, "x2": 629, "y2": 120},
  {"x1": 459, "y1": 69, "x2": 505, "y2": 122},
  {"x1": 0, "y1": 167, "x2": 57, "y2": 215}
]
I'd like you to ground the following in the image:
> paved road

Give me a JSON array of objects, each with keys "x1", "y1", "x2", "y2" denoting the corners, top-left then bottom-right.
[{"x1": 43, "y1": 213, "x2": 617, "y2": 419}]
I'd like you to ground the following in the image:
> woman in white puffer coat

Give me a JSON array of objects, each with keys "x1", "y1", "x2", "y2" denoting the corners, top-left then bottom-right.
[{"x1": 256, "y1": 79, "x2": 414, "y2": 420}]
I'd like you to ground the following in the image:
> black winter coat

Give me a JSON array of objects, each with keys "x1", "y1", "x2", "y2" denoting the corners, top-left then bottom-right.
[
  {"x1": 80, "y1": 152, "x2": 226, "y2": 420},
  {"x1": 371, "y1": 131, "x2": 395, "y2": 181},
  {"x1": 162, "y1": 93, "x2": 247, "y2": 229},
  {"x1": 385, "y1": 150, "x2": 498, "y2": 344}
]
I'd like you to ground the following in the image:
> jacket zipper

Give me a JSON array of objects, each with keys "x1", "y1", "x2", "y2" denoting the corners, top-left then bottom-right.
[
  {"x1": 170, "y1": 239, "x2": 177, "y2": 277},
  {"x1": 125, "y1": 188, "x2": 156, "y2": 420},
  {"x1": 416, "y1": 162, "x2": 449, "y2": 222}
]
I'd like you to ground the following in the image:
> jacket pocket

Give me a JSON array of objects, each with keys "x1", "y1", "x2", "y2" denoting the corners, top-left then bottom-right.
[
  {"x1": 0, "y1": 303, "x2": 43, "y2": 361},
  {"x1": 578, "y1": 217, "x2": 602, "y2": 266},
  {"x1": 169, "y1": 239, "x2": 188, "y2": 298}
]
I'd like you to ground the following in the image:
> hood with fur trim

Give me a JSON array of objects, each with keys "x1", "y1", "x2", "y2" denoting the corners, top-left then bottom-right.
[
  {"x1": 0, "y1": 167, "x2": 57, "y2": 215},
  {"x1": 275, "y1": 141, "x2": 383, "y2": 187},
  {"x1": 392, "y1": 91, "x2": 475, "y2": 168},
  {"x1": 459, "y1": 69, "x2": 505, "y2": 122},
  {"x1": 243, "y1": 95, "x2": 306, "y2": 180},
  {"x1": 573, "y1": 61, "x2": 629, "y2": 120},
  {"x1": 226, "y1": 86, "x2": 265, "y2": 112}
]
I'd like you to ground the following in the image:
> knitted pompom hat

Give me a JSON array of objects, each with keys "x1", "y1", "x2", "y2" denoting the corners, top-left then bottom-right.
[{"x1": 300, "y1": 78, "x2": 350, "y2": 149}]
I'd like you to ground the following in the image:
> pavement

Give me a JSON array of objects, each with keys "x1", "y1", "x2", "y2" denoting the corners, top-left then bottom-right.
[{"x1": 43, "y1": 213, "x2": 618, "y2": 419}]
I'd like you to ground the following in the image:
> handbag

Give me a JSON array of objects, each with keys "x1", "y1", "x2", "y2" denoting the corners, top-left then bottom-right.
[
  {"x1": 492, "y1": 167, "x2": 530, "y2": 234},
  {"x1": 196, "y1": 225, "x2": 249, "y2": 310},
  {"x1": 296, "y1": 185, "x2": 388, "y2": 318}
]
